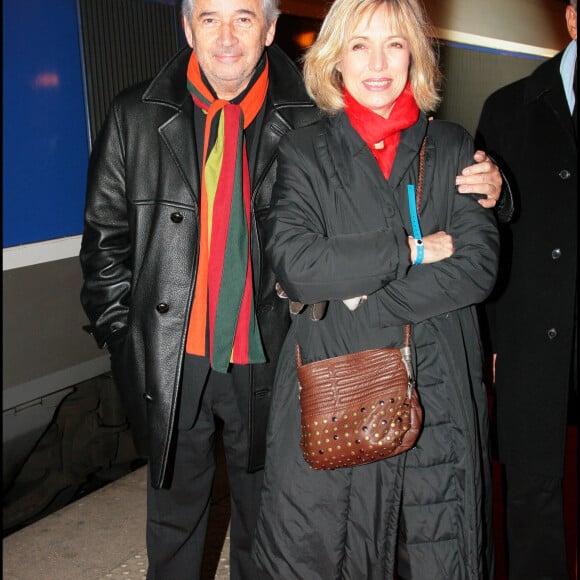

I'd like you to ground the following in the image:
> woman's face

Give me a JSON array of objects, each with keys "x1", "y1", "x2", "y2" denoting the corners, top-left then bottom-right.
[{"x1": 338, "y1": 3, "x2": 411, "y2": 118}]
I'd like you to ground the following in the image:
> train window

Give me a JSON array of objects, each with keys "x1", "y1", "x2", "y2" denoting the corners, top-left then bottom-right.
[{"x1": 78, "y1": 0, "x2": 185, "y2": 146}]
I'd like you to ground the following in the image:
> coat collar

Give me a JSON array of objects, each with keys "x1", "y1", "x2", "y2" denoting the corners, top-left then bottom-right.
[
  {"x1": 326, "y1": 111, "x2": 428, "y2": 193},
  {"x1": 141, "y1": 44, "x2": 312, "y2": 110},
  {"x1": 524, "y1": 51, "x2": 564, "y2": 105},
  {"x1": 318, "y1": 111, "x2": 429, "y2": 229},
  {"x1": 524, "y1": 51, "x2": 575, "y2": 137},
  {"x1": 139, "y1": 44, "x2": 316, "y2": 203},
  {"x1": 142, "y1": 45, "x2": 191, "y2": 108}
]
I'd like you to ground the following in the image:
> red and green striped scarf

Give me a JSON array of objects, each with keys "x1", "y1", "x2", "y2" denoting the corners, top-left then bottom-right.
[{"x1": 185, "y1": 51, "x2": 268, "y2": 372}]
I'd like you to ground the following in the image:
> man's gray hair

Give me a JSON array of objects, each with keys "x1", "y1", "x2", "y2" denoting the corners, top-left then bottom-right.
[{"x1": 182, "y1": 0, "x2": 280, "y2": 25}]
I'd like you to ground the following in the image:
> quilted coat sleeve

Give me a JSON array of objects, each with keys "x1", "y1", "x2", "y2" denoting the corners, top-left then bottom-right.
[
  {"x1": 372, "y1": 127, "x2": 500, "y2": 326},
  {"x1": 80, "y1": 98, "x2": 131, "y2": 348},
  {"x1": 265, "y1": 131, "x2": 411, "y2": 304},
  {"x1": 267, "y1": 122, "x2": 499, "y2": 326}
]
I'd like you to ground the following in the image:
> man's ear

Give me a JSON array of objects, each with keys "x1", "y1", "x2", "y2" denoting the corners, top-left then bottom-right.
[
  {"x1": 183, "y1": 14, "x2": 194, "y2": 48},
  {"x1": 566, "y1": 4, "x2": 577, "y2": 40},
  {"x1": 265, "y1": 18, "x2": 277, "y2": 47}
]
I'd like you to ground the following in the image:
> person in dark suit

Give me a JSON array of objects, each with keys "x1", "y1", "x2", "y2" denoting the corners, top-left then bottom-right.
[
  {"x1": 79, "y1": 0, "x2": 508, "y2": 578},
  {"x1": 475, "y1": 2, "x2": 577, "y2": 578}
]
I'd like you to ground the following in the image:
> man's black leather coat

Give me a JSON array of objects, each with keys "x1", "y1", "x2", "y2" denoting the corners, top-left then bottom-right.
[{"x1": 80, "y1": 44, "x2": 322, "y2": 488}]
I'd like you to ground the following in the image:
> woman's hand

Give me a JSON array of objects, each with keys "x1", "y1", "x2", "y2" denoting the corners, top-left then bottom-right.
[{"x1": 408, "y1": 231, "x2": 454, "y2": 265}]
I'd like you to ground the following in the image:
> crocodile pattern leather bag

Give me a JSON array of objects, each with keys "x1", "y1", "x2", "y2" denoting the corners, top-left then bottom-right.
[{"x1": 296, "y1": 336, "x2": 423, "y2": 470}]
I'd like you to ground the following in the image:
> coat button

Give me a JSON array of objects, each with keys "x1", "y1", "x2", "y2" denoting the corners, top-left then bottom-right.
[
  {"x1": 156, "y1": 303, "x2": 169, "y2": 313},
  {"x1": 143, "y1": 393, "x2": 153, "y2": 402},
  {"x1": 558, "y1": 169, "x2": 571, "y2": 180},
  {"x1": 552, "y1": 248, "x2": 562, "y2": 259},
  {"x1": 547, "y1": 328, "x2": 558, "y2": 340},
  {"x1": 170, "y1": 212, "x2": 184, "y2": 223},
  {"x1": 383, "y1": 204, "x2": 395, "y2": 217}
]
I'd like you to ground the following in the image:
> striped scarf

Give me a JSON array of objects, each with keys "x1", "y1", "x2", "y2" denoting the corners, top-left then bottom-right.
[{"x1": 185, "y1": 51, "x2": 268, "y2": 372}]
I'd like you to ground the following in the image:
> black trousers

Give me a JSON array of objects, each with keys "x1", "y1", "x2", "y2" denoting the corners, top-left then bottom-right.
[
  {"x1": 145, "y1": 356, "x2": 268, "y2": 580},
  {"x1": 504, "y1": 464, "x2": 569, "y2": 580}
]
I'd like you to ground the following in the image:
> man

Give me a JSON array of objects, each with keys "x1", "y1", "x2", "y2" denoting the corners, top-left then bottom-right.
[
  {"x1": 475, "y1": 1, "x2": 577, "y2": 578},
  {"x1": 80, "y1": 0, "x2": 507, "y2": 578}
]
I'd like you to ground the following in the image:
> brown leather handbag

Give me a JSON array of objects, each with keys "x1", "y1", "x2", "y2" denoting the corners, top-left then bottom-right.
[{"x1": 296, "y1": 325, "x2": 423, "y2": 470}]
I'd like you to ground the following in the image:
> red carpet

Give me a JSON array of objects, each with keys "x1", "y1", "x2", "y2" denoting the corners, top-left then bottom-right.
[{"x1": 491, "y1": 426, "x2": 578, "y2": 580}]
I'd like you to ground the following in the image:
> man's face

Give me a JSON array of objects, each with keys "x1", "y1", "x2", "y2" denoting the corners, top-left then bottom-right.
[{"x1": 183, "y1": 0, "x2": 277, "y2": 100}]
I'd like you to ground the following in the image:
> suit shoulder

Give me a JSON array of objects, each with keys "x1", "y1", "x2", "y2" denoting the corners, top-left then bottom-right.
[{"x1": 484, "y1": 77, "x2": 527, "y2": 108}]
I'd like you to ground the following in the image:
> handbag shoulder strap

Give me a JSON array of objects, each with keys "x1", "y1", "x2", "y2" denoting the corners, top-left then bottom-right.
[
  {"x1": 295, "y1": 342, "x2": 303, "y2": 367},
  {"x1": 415, "y1": 133, "x2": 427, "y2": 215},
  {"x1": 404, "y1": 131, "x2": 428, "y2": 347}
]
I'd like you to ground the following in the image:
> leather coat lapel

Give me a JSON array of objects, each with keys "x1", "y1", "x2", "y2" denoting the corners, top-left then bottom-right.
[
  {"x1": 252, "y1": 98, "x2": 278, "y2": 190},
  {"x1": 543, "y1": 78, "x2": 576, "y2": 140},
  {"x1": 141, "y1": 44, "x2": 318, "y2": 206},
  {"x1": 158, "y1": 99, "x2": 200, "y2": 203},
  {"x1": 142, "y1": 47, "x2": 200, "y2": 204},
  {"x1": 252, "y1": 44, "x2": 321, "y2": 195},
  {"x1": 527, "y1": 52, "x2": 575, "y2": 140}
]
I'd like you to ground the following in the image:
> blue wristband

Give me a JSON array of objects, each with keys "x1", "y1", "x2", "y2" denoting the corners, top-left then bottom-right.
[
  {"x1": 414, "y1": 238, "x2": 424, "y2": 265},
  {"x1": 408, "y1": 184, "x2": 424, "y2": 265}
]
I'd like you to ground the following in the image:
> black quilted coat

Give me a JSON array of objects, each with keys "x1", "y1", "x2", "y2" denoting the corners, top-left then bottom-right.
[{"x1": 253, "y1": 113, "x2": 500, "y2": 579}]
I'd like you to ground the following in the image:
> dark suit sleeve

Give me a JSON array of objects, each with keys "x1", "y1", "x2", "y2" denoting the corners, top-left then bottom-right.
[
  {"x1": 475, "y1": 92, "x2": 516, "y2": 350},
  {"x1": 476, "y1": 97, "x2": 515, "y2": 224},
  {"x1": 489, "y1": 154, "x2": 515, "y2": 224}
]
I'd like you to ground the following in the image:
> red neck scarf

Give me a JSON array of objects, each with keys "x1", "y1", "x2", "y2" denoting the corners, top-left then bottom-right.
[
  {"x1": 344, "y1": 83, "x2": 419, "y2": 179},
  {"x1": 185, "y1": 51, "x2": 268, "y2": 372}
]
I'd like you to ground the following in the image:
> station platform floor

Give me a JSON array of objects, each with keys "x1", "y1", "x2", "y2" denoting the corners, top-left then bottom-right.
[
  {"x1": 3, "y1": 438, "x2": 233, "y2": 580},
  {"x1": 3, "y1": 427, "x2": 577, "y2": 580},
  {"x1": 3, "y1": 464, "x2": 231, "y2": 580}
]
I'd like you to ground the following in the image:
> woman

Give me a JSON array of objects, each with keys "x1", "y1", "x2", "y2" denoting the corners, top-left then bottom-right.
[{"x1": 252, "y1": 0, "x2": 499, "y2": 578}]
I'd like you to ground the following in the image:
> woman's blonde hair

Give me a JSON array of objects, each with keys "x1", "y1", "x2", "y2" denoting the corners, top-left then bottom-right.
[{"x1": 303, "y1": 0, "x2": 442, "y2": 114}]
